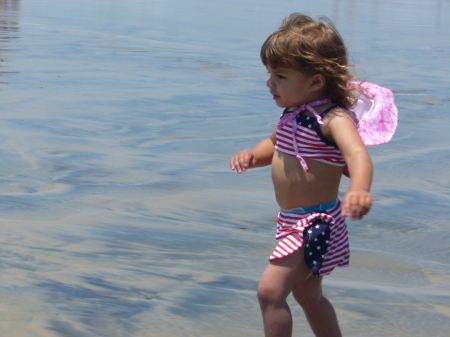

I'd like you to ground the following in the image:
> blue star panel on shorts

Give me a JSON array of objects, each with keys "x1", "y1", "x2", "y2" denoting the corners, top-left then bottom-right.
[{"x1": 303, "y1": 219, "x2": 331, "y2": 276}]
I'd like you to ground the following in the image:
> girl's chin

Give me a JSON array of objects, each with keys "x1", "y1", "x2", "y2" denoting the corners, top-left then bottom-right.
[
  {"x1": 273, "y1": 98, "x2": 295, "y2": 109},
  {"x1": 273, "y1": 98, "x2": 284, "y2": 107},
  {"x1": 275, "y1": 102, "x2": 288, "y2": 109}
]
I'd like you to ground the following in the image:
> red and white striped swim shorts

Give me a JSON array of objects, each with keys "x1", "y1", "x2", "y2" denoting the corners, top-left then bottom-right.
[{"x1": 270, "y1": 200, "x2": 350, "y2": 276}]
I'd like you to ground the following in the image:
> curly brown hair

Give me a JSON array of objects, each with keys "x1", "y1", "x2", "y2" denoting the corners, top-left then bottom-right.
[{"x1": 261, "y1": 13, "x2": 359, "y2": 108}]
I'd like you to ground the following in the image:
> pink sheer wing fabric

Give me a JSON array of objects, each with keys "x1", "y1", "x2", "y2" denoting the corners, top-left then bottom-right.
[
  {"x1": 349, "y1": 81, "x2": 398, "y2": 147},
  {"x1": 344, "y1": 81, "x2": 398, "y2": 177}
]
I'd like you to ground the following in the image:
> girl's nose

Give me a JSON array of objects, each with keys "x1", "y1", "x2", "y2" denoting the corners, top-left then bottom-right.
[{"x1": 266, "y1": 78, "x2": 273, "y2": 88}]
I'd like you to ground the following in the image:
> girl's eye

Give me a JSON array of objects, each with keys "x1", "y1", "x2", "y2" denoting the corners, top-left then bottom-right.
[
  {"x1": 267, "y1": 71, "x2": 285, "y2": 79},
  {"x1": 268, "y1": 73, "x2": 285, "y2": 79}
]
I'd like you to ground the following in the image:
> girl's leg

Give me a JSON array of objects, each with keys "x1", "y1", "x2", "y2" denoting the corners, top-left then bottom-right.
[
  {"x1": 292, "y1": 276, "x2": 342, "y2": 337},
  {"x1": 257, "y1": 247, "x2": 312, "y2": 337}
]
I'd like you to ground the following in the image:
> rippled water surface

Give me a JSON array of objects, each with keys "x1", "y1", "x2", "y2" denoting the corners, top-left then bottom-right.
[{"x1": 0, "y1": 0, "x2": 449, "y2": 336}]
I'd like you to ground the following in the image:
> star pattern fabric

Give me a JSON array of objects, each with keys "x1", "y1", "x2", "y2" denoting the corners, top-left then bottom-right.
[
  {"x1": 303, "y1": 219, "x2": 331, "y2": 276},
  {"x1": 270, "y1": 205, "x2": 350, "y2": 276}
]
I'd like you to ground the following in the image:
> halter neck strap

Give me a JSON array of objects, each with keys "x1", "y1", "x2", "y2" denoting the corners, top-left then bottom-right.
[{"x1": 277, "y1": 99, "x2": 331, "y2": 129}]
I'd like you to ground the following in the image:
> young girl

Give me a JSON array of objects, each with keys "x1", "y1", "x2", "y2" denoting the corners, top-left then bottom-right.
[{"x1": 230, "y1": 13, "x2": 373, "y2": 337}]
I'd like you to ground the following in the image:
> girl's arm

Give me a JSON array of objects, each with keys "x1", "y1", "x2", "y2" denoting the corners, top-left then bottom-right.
[
  {"x1": 230, "y1": 128, "x2": 277, "y2": 174},
  {"x1": 326, "y1": 111, "x2": 373, "y2": 220}
]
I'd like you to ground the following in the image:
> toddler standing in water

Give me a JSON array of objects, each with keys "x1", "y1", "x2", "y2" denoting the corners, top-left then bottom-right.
[{"x1": 230, "y1": 13, "x2": 373, "y2": 337}]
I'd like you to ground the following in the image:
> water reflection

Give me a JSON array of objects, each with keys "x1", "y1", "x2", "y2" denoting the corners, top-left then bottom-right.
[
  {"x1": 0, "y1": 0, "x2": 20, "y2": 81},
  {"x1": 331, "y1": 0, "x2": 447, "y2": 32}
]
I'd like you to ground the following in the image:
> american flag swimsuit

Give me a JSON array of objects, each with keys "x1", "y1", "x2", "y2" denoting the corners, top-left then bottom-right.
[
  {"x1": 270, "y1": 104, "x2": 350, "y2": 276},
  {"x1": 271, "y1": 201, "x2": 350, "y2": 276},
  {"x1": 275, "y1": 104, "x2": 347, "y2": 168}
]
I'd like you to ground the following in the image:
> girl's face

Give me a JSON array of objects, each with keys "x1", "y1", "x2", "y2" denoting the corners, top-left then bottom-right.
[{"x1": 266, "y1": 66, "x2": 317, "y2": 109}]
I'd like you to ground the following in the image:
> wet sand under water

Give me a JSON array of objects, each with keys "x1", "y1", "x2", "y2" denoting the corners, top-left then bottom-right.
[{"x1": 0, "y1": 0, "x2": 449, "y2": 336}]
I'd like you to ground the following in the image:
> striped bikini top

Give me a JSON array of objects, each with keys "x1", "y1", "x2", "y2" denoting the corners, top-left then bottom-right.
[{"x1": 275, "y1": 99, "x2": 347, "y2": 170}]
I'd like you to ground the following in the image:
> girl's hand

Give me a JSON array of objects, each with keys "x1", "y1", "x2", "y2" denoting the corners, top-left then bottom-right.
[
  {"x1": 342, "y1": 189, "x2": 372, "y2": 220},
  {"x1": 230, "y1": 150, "x2": 255, "y2": 174}
]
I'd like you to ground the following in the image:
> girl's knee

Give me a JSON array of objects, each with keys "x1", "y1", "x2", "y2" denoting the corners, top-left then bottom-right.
[
  {"x1": 293, "y1": 289, "x2": 321, "y2": 307},
  {"x1": 257, "y1": 280, "x2": 286, "y2": 306},
  {"x1": 257, "y1": 281, "x2": 275, "y2": 305},
  {"x1": 292, "y1": 277, "x2": 323, "y2": 306}
]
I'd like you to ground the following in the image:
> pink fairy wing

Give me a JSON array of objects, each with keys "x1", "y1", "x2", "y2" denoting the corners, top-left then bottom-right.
[
  {"x1": 349, "y1": 81, "x2": 398, "y2": 147},
  {"x1": 343, "y1": 82, "x2": 398, "y2": 177}
]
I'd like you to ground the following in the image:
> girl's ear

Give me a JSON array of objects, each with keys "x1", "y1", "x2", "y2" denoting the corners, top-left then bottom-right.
[{"x1": 311, "y1": 73, "x2": 326, "y2": 92}]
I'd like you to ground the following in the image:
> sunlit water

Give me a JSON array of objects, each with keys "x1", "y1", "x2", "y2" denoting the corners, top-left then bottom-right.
[{"x1": 0, "y1": 0, "x2": 449, "y2": 336}]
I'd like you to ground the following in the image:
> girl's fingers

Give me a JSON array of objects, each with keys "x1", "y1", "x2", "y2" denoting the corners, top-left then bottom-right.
[
  {"x1": 231, "y1": 157, "x2": 241, "y2": 170},
  {"x1": 230, "y1": 151, "x2": 253, "y2": 174},
  {"x1": 229, "y1": 159, "x2": 235, "y2": 170},
  {"x1": 342, "y1": 191, "x2": 372, "y2": 220},
  {"x1": 231, "y1": 159, "x2": 242, "y2": 173}
]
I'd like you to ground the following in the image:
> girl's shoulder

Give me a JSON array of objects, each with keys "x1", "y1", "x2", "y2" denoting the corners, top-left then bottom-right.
[
  {"x1": 320, "y1": 104, "x2": 356, "y2": 125},
  {"x1": 318, "y1": 104, "x2": 357, "y2": 144},
  {"x1": 320, "y1": 104, "x2": 346, "y2": 116}
]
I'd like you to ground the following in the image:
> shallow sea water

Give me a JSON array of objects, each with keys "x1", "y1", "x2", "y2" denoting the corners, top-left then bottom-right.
[{"x1": 0, "y1": 0, "x2": 449, "y2": 336}]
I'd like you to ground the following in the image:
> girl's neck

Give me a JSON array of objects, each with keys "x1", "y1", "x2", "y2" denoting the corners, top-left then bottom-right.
[
  {"x1": 307, "y1": 87, "x2": 330, "y2": 105},
  {"x1": 288, "y1": 97, "x2": 331, "y2": 111},
  {"x1": 307, "y1": 93, "x2": 331, "y2": 105}
]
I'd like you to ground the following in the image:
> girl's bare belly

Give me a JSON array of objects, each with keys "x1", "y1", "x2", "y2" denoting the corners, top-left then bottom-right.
[{"x1": 271, "y1": 150, "x2": 343, "y2": 209}]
